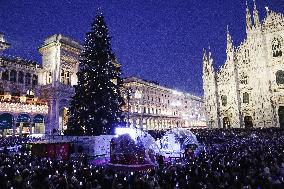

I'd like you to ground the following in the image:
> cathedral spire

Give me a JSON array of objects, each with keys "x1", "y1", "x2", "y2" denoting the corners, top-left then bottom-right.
[
  {"x1": 245, "y1": 0, "x2": 252, "y2": 32},
  {"x1": 253, "y1": 0, "x2": 260, "y2": 27},
  {"x1": 202, "y1": 48, "x2": 208, "y2": 62},
  {"x1": 208, "y1": 47, "x2": 214, "y2": 70},
  {"x1": 208, "y1": 46, "x2": 212, "y2": 59},
  {"x1": 226, "y1": 26, "x2": 233, "y2": 51},
  {"x1": 202, "y1": 48, "x2": 209, "y2": 76},
  {"x1": 226, "y1": 26, "x2": 233, "y2": 61},
  {"x1": 0, "y1": 32, "x2": 10, "y2": 54}
]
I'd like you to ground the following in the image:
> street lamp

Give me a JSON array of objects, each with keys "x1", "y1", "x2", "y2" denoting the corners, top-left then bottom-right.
[{"x1": 126, "y1": 89, "x2": 132, "y2": 128}]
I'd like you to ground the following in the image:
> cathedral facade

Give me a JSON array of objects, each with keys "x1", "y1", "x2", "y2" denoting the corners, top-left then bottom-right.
[
  {"x1": 203, "y1": 0, "x2": 284, "y2": 129},
  {"x1": 0, "y1": 32, "x2": 205, "y2": 136}
]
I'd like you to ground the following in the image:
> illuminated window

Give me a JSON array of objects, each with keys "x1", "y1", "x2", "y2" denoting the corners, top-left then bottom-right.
[
  {"x1": 26, "y1": 89, "x2": 34, "y2": 98},
  {"x1": 134, "y1": 90, "x2": 142, "y2": 99}
]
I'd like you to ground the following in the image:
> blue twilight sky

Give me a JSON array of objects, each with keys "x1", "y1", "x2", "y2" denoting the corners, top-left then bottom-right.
[{"x1": 1, "y1": 0, "x2": 284, "y2": 96}]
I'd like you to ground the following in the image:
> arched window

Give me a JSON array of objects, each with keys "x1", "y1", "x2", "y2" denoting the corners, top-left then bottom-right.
[
  {"x1": 10, "y1": 70, "x2": 17, "y2": 82},
  {"x1": 32, "y1": 74, "x2": 38, "y2": 86},
  {"x1": 243, "y1": 49, "x2": 250, "y2": 64},
  {"x1": 0, "y1": 113, "x2": 14, "y2": 130},
  {"x1": 243, "y1": 92, "x2": 249, "y2": 104},
  {"x1": 221, "y1": 95, "x2": 227, "y2": 106},
  {"x1": 2, "y1": 70, "x2": 9, "y2": 80},
  {"x1": 276, "y1": 70, "x2": 284, "y2": 85},
  {"x1": 272, "y1": 37, "x2": 282, "y2": 57},
  {"x1": 18, "y1": 71, "x2": 24, "y2": 83},
  {"x1": 25, "y1": 73, "x2": 31, "y2": 86},
  {"x1": 240, "y1": 73, "x2": 248, "y2": 84}
]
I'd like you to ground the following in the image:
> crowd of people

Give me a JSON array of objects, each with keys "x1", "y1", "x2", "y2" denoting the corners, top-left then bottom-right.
[
  {"x1": 0, "y1": 128, "x2": 283, "y2": 188},
  {"x1": 0, "y1": 136, "x2": 30, "y2": 149}
]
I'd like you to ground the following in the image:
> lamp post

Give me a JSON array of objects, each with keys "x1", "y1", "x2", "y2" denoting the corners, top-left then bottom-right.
[{"x1": 126, "y1": 89, "x2": 132, "y2": 128}]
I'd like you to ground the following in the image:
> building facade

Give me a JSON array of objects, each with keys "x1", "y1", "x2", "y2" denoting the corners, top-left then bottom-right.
[
  {"x1": 0, "y1": 32, "x2": 205, "y2": 135},
  {"x1": 0, "y1": 33, "x2": 83, "y2": 135},
  {"x1": 122, "y1": 77, "x2": 206, "y2": 130},
  {"x1": 203, "y1": 0, "x2": 284, "y2": 129}
]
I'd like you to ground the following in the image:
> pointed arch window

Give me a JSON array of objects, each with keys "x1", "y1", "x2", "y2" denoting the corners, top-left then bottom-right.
[
  {"x1": 243, "y1": 92, "x2": 249, "y2": 104},
  {"x1": 272, "y1": 37, "x2": 282, "y2": 57},
  {"x1": 244, "y1": 49, "x2": 250, "y2": 64},
  {"x1": 221, "y1": 95, "x2": 227, "y2": 106},
  {"x1": 276, "y1": 70, "x2": 284, "y2": 85},
  {"x1": 245, "y1": 49, "x2": 249, "y2": 58}
]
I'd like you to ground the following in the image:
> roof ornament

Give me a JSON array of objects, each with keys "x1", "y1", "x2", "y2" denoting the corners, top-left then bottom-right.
[{"x1": 265, "y1": 6, "x2": 269, "y2": 14}]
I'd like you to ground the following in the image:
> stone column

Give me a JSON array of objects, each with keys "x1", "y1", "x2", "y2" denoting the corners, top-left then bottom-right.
[{"x1": 47, "y1": 94, "x2": 60, "y2": 134}]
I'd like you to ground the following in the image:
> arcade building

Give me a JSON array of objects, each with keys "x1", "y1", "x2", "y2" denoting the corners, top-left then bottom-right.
[{"x1": 0, "y1": 32, "x2": 206, "y2": 136}]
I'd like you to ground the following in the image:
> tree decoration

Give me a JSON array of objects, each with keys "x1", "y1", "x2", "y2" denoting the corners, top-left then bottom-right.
[{"x1": 65, "y1": 13, "x2": 125, "y2": 135}]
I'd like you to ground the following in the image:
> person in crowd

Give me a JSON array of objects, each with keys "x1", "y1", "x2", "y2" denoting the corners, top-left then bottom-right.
[{"x1": 0, "y1": 128, "x2": 284, "y2": 188}]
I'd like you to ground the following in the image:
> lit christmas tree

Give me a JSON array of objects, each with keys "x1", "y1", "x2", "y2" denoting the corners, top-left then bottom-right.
[{"x1": 66, "y1": 13, "x2": 125, "y2": 135}]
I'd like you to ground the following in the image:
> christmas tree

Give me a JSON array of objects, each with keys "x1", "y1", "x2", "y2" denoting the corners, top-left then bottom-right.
[{"x1": 65, "y1": 13, "x2": 125, "y2": 135}]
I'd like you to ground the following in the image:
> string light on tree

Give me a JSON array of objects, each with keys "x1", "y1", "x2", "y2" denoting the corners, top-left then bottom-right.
[{"x1": 65, "y1": 13, "x2": 125, "y2": 136}]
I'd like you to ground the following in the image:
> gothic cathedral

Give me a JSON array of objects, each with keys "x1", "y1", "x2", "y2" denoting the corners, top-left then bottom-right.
[{"x1": 203, "y1": 0, "x2": 284, "y2": 129}]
